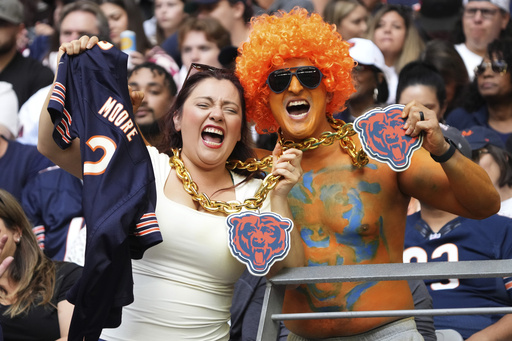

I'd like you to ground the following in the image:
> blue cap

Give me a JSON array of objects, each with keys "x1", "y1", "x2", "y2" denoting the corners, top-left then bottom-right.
[
  {"x1": 440, "y1": 123, "x2": 472, "y2": 158},
  {"x1": 462, "y1": 126, "x2": 505, "y2": 150}
]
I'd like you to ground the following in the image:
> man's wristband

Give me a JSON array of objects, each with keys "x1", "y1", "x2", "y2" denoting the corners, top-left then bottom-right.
[{"x1": 430, "y1": 142, "x2": 456, "y2": 163}]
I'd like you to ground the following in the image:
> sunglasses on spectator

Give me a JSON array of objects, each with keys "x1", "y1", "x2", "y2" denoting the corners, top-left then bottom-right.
[
  {"x1": 352, "y1": 64, "x2": 375, "y2": 73},
  {"x1": 474, "y1": 60, "x2": 508, "y2": 76},
  {"x1": 183, "y1": 63, "x2": 221, "y2": 84},
  {"x1": 472, "y1": 148, "x2": 489, "y2": 162},
  {"x1": 266, "y1": 66, "x2": 324, "y2": 94},
  {"x1": 464, "y1": 7, "x2": 499, "y2": 19}
]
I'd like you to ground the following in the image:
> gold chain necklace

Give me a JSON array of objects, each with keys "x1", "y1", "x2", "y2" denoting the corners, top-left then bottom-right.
[
  {"x1": 226, "y1": 118, "x2": 369, "y2": 171},
  {"x1": 169, "y1": 148, "x2": 281, "y2": 215},
  {"x1": 170, "y1": 119, "x2": 368, "y2": 214}
]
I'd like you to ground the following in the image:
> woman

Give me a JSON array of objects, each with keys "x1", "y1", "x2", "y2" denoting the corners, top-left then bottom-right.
[
  {"x1": 367, "y1": 4, "x2": 425, "y2": 103},
  {"x1": 420, "y1": 39, "x2": 470, "y2": 118},
  {"x1": 154, "y1": 0, "x2": 187, "y2": 45},
  {"x1": 464, "y1": 126, "x2": 512, "y2": 218},
  {"x1": 446, "y1": 38, "x2": 512, "y2": 146},
  {"x1": 0, "y1": 189, "x2": 82, "y2": 341},
  {"x1": 323, "y1": 0, "x2": 369, "y2": 41},
  {"x1": 98, "y1": 0, "x2": 152, "y2": 55},
  {"x1": 99, "y1": 0, "x2": 179, "y2": 76},
  {"x1": 396, "y1": 61, "x2": 448, "y2": 122},
  {"x1": 334, "y1": 37, "x2": 389, "y2": 122},
  {"x1": 38, "y1": 36, "x2": 304, "y2": 340}
]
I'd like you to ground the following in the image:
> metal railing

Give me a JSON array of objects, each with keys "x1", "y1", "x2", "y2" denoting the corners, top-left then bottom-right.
[{"x1": 256, "y1": 259, "x2": 512, "y2": 340}]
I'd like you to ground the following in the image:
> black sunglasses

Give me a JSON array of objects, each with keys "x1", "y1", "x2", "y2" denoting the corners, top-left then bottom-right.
[
  {"x1": 474, "y1": 60, "x2": 508, "y2": 76},
  {"x1": 266, "y1": 66, "x2": 324, "y2": 94}
]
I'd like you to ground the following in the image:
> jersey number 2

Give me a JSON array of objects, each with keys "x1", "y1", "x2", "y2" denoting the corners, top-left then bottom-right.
[{"x1": 84, "y1": 135, "x2": 117, "y2": 176}]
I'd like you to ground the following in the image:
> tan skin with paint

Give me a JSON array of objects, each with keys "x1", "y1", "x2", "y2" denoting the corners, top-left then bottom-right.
[{"x1": 265, "y1": 58, "x2": 500, "y2": 336}]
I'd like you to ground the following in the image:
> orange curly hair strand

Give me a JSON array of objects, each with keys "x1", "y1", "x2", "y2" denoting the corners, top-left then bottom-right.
[{"x1": 236, "y1": 7, "x2": 355, "y2": 134}]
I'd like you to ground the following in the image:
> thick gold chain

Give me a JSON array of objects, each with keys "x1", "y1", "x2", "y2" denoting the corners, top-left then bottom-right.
[
  {"x1": 169, "y1": 149, "x2": 281, "y2": 214},
  {"x1": 226, "y1": 118, "x2": 369, "y2": 171},
  {"x1": 171, "y1": 119, "x2": 368, "y2": 214}
]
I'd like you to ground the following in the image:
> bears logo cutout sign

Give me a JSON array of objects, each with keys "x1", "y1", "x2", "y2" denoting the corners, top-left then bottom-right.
[
  {"x1": 227, "y1": 211, "x2": 293, "y2": 276},
  {"x1": 354, "y1": 104, "x2": 423, "y2": 171}
]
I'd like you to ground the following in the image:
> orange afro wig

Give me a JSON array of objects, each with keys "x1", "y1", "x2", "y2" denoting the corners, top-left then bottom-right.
[{"x1": 236, "y1": 7, "x2": 355, "y2": 134}]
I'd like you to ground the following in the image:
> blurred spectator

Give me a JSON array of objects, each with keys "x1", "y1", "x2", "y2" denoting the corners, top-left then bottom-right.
[
  {"x1": 311, "y1": 0, "x2": 330, "y2": 15},
  {"x1": 98, "y1": 0, "x2": 153, "y2": 62},
  {"x1": 176, "y1": 16, "x2": 231, "y2": 87},
  {"x1": 252, "y1": 0, "x2": 314, "y2": 15},
  {"x1": 0, "y1": 58, "x2": 84, "y2": 263},
  {"x1": 128, "y1": 62, "x2": 177, "y2": 146},
  {"x1": 0, "y1": 0, "x2": 54, "y2": 106},
  {"x1": 403, "y1": 128, "x2": 512, "y2": 339},
  {"x1": 454, "y1": 0, "x2": 511, "y2": 80},
  {"x1": 464, "y1": 125, "x2": 512, "y2": 218},
  {"x1": 323, "y1": 0, "x2": 369, "y2": 41},
  {"x1": 98, "y1": 0, "x2": 151, "y2": 51},
  {"x1": 0, "y1": 83, "x2": 53, "y2": 202},
  {"x1": 178, "y1": 0, "x2": 253, "y2": 71},
  {"x1": 99, "y1": 0, "x2": 181, "y2": 76},
  {"x1": 0, "y1": 189, "x2": 82, "y2": 340},
  {"x1": 367, "y1": 4, "x2": 425, "y2": 103},
  {"x1": 419, "y1": 39, "x2": 470, "y2": 118},
  {"x1": 27, "y1": 0, "x2": 76, "y2": 62},
  {"x1": 396, "y1": 61, "x2": 448, "y2": 122},
  {"x1": 334, "y1": 38, "x2": 389, "y2": 122},
  {"x1": 359, "y1": 0, "x2": 385, "y2": 14},
  {"x1": 186, "y1": 0, "x2": 252, "y2": 47},
  {"x1": 147, "y1": 0, "x2": 187, "y2": 46},
  {"x1": 43, "y1": 0, "x2": 110, "y2": 73},
  {"x1": 18, "y1": 1, "x2": 110, "y2": 144},
  {"x1": 415, "y1": 0, "x2": 462, "y2": 41},
  {"x1": 446, "y1": 38, "x2": 512, "y2": 145},
  {"x1": 0, "y1": 82, "x2": 18, "y2": 140}
]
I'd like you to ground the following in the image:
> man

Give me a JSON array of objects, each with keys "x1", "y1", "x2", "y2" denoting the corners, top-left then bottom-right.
[
  {"x1": 45, "y1": 0, "x2": 110, "y2": 73},
  {"x1": 128, "y1": 62, "x2": 177, "y2": 146},
  {"x1": 18, "y1": 0, "x2": 110, "y2": 144},
  {"x1": 236, "y1": 8, "x2": 500, "y2": 339},
  {"x1": 0, "y1": 0, "x2": 54, "y2": 106},
  {"x1": 455, "y1": 0, "x2": 510, "y2": 79},
  {"x1": 404, "y1": 126, "x2": 512, "y2": 340}
]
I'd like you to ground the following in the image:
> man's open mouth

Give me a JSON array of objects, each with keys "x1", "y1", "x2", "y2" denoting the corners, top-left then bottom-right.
[{"x1": 287, "y1": 100, "x2": 310, "y2": 117}]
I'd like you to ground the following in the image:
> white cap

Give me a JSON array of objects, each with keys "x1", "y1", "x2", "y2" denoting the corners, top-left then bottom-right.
[
  {"x1": 463, "y1": 0, "x2": 510, "y2": 13},
  {"x1": 347, "y1": 38, "x2": 394, "y2": 102},
  {"x1": 347, "y1": 38, "x2": 387, "y2": 72},
  {"x1": 0, "y1": 82, "x2": 19, "y2": 139}
]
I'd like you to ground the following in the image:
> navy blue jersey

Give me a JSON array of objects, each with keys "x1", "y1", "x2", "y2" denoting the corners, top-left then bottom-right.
[
  {"x1": 47, "y1": 42, "x2": 162, "y2": 341},
  {"x1": 404, "y1": 212, "x2": 512, "y2": 338},
  {"x1": 0, "y1": 137, "x2": 54, "y2": 202},
  {"x1": 22, "y1": 165, "x2": 84, "y2": 261}
]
